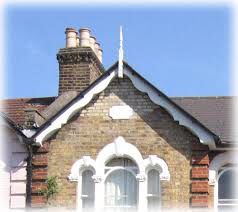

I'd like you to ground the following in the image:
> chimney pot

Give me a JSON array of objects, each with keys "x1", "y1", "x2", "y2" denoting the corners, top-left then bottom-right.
[
  {"x1": 89, "y1": 36, "x2": 96, "y2": 51},
  {"x1": 76, "y1": 35, "x2": 80, "y2": 47},
  {"x1": 79, "y1": 28, "x2": 91, "y2": 47},
  {"x1": 65, "y1": 27, "x2": 77, "y2": 48},
  {"x1": 94, "y1": 42, "x2": 100, "y2": 53},
  {"x1": 98, "y1": 48, "x2": 103, "y2": 62}
]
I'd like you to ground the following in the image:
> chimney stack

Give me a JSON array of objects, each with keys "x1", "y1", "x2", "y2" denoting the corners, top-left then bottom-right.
[{"x1": 57, "y1": 27, "x2": 104, "y2": 95}]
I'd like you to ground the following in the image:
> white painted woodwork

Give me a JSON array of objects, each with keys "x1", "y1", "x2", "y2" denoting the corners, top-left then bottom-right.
[
  {"x1": 0, "y1": 123, "x2": 27, "y2": 209},
  {"x1": 34, "y1": 65, "x2": 216, "y2": 149},
  {"x1": 11, "y1": 182, "x2": 26, "y2": 194},
  {"x1": 11, "y1": 167, "x2": 27, "y2": 181},
  {"x1": 10, "y1": 196, "x2": 26, "y2": 209},
  {"x1": 209, "y1": 151, "x2": 237, "y2": 185},
  {"x1": 118, "y1": 26, "x2": 124, "y2": 78}
]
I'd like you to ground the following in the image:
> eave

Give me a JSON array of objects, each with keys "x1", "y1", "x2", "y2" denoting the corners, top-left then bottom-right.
[{"x1": 32, "y1": 61, "x2": 217, "y2": 150}]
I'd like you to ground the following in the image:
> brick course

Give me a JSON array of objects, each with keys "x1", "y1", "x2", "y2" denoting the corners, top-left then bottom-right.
[
  {"x1": 31, "y1": 182, "x2": 47, "y2": 193},
  {"x1": 191, "y1": 181, "x2": 209, "y2": 193},
  {"x1": 191, "y1": 195, "x2": 208, "y2": 207},
  {"x1": 32, "y1": 168, "x2": 48, "y2": 180},
  {"x1": 191, "y1": 167, "x2": 209, "y2": 179},
  {"x1": 31, "y1": 196, "x2": 47, "y2": 207},
  {"x1": 32, "y1": 154, "x2": 48, "y2": 166},
  {"x1": 190, "y1": 146, "x2": 209, "y2": 207},
  {"x1": 31, "y1": 142, "x2": 49, "y2": 207},
  {"x1": 191, "y1": 153, "x2": 209, "y2": 165}
]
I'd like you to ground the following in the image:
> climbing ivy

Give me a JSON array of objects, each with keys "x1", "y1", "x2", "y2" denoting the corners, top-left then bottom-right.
[{"x1": 39, "y1": 176, "x2": 58, "y2": 200}]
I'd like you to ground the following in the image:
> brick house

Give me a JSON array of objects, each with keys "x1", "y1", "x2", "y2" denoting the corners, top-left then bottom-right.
[{"x1": 0, "y1": 27, "x2": 237, "y2": 211}]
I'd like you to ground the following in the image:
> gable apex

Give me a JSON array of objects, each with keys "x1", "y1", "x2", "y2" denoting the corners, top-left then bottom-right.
[{"x1": 32, "y1": 61, "x2": 217, "y2": 149}]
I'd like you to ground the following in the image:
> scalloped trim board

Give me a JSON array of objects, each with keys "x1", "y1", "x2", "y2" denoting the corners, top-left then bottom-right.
[{"x1": 34, "y1": 66, "x2": 216, "y2": 149}]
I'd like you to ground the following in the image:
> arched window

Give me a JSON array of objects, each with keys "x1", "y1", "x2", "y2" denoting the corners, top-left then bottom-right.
[
  {"x1": 217, "y1": 166, "x2": 238, "y2": 211},
  {"x1": 81, "y1": 169, "x2": 95, "y2": 210},
  {"x1": 147, "y1": 169, "x2": 160, "y2": 211},
  {"x1": 69, "y1": 138, "x2": 170, "y2": 211},
  {"x1": 104, "y1": 158, "x2": 138, "y2": 210}
]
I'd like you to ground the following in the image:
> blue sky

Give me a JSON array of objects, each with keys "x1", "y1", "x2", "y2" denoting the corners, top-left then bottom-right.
[{"x1": 4, "y1": 5, "x2": 231, "y2": 98}]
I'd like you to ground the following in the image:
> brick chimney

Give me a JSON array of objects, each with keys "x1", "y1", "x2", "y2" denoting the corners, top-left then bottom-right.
[{"x1": 57, "y1": 27, "x2": 104, "y2": 95}]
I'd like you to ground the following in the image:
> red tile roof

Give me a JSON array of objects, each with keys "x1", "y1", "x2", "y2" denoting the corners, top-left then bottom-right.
[{"x1": 0, "y1": 97, "x2": 55, "y2": 125}]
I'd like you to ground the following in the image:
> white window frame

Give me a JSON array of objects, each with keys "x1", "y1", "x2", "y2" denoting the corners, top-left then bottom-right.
[
  {"x1": 104, "y1": 164, "x2": 138, "y2": 209},
  {"x1": 68, "y1": 136, "x2": 170, "y2": 212},
  {"x1": 209, "y1": 151, "x2": 238, "y2": 211},
  {"x1": 217, "y1": 166, "x2": 238, "y2": 209},
  {"x1": 146, "y1": 168, "x2": 161, "y2": 211},
  {"x1": 79, "y1": 168, "x2": 95, "y2": 209},
  {"x1": 68, "y1": 156, "x2": 96, "y2": 209}
]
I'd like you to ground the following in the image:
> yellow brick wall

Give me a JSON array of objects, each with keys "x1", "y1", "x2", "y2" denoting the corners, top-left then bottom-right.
[{"x1": 46, "y1": 77, "x2": 202, "y2": 209}]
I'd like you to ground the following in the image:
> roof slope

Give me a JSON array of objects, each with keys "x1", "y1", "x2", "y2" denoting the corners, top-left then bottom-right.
[
  {"x1": 0, "y1": 97, "x2": 56, "y2": 125},
  {"x1": 0, "y1": 112, "x2": 27, "y2": 138},
  {"x1": 172, "y1": 96, "x2": 235, "y2": 143}
]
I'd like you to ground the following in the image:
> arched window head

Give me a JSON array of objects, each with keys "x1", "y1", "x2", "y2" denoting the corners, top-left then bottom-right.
[
  {"x1": 144, "y1": 155, "x2": 170, "y2": 181},
  {"x1": 95, "y1": 136, "x2": 145, "y2": 175}
]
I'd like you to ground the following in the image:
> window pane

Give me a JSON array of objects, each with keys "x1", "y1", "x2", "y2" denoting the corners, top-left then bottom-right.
[
  {"x1": 106, "y1": 158, "x2": 137, "y2": 168},
  {"x1": 218, "y1": 169, "x2": 238, "y2": 200},
  {"x1": 147, "y1": 169, "x2": 160, "y2": 195},
  {"x1": 105, "y1": 169, "x2": 138, "y2": 207},
  {"x1": 147, "y1": 169, "x2": 160, "y2": 211},
  {"x1": 218, "y1": 205, "x2": 238, "y2": 212},
  {"x1": 82, "y1": 170, "x2": 94, "y2": 209}
]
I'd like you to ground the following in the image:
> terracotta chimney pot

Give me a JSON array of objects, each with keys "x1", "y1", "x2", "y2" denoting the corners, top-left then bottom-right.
[
  {"x1": 65, "y1": 27, "x2": 77, "y2": 48},
  {"x1": 79, "y1": 28, "x2": 91, "y2": 47}
]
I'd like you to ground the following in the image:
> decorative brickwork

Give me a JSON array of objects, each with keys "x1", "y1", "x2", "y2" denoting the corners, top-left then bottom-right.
[
  {"x1": 191, "y1": 181, "x2": 209, "y2": 193},
  {"x1": 190, "y1": 145, "x2": 209, "y2": 207},
  {"x1": 31, "y1": 142, "x2": 49, "y2": 208},
  {"x1": 191, "y1": 195, "x2": 208, "y2": 207},
  {"x1": 31, "y1": 182, "x2": 47, "y2": 193},
  {"x1": 32, "y1": 154, "x2": 48, "y2": 166},
  {"x1": 191, "y1": 167, "x2": 209, "y2": 179},
  {"x1": 31, "y1": 196, "x2": 47, "y2": 208},
  {"x1": 57, "y1": 47, "x2": 104, "y2": 95},
  {"x1": 191, "y1": 153, "x2": 209, "y2": 165}
]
